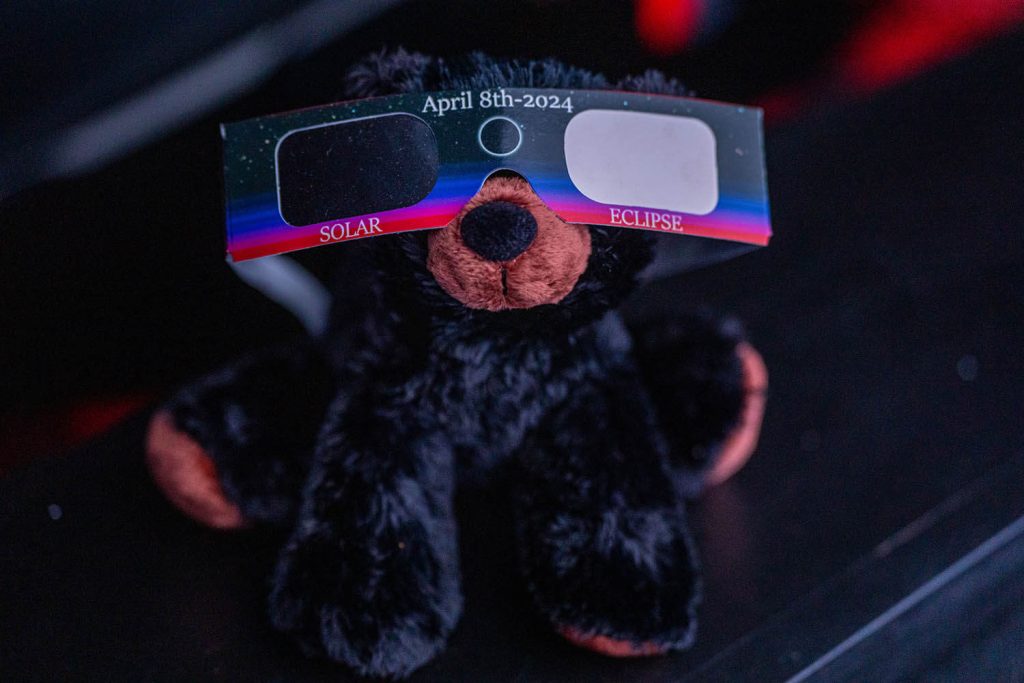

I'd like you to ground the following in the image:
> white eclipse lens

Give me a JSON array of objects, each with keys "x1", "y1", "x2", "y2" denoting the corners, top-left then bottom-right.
[{"x1": 564, "y1": 109, "x2": 719, "y2": 215}]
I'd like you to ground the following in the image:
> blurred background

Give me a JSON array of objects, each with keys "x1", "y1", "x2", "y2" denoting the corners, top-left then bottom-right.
[
  {"x1": 3, "y1": 0, "x2": 1021, "y2": 472},
  {"x1": 4, "y1": 2, "x2": 1024, "y2": 681}
]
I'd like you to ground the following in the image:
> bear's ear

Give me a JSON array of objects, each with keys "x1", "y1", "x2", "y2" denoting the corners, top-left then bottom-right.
[
  {"x1": 614, "y1": 70, "x2": 693, "y2": 97},
  {"x1": 343, "y1": 47, "x2": 439, "y2": 99}
]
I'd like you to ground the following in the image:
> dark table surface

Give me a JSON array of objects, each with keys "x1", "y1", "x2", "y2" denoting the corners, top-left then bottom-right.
[{"x1": 3, "y1": 28, "x2": 1024, "y2": 683}]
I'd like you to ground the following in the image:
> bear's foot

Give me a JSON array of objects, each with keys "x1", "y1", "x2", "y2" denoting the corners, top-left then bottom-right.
[
  {"x1": 520, "y1": 505, "x2": 700, "y2": 657},
  {"x1": 269, "y1": 525, "x2": 461, "y2": 679},
  {"x1": 705, "y1": 342, "x2": 767, "y2": 486},
  {"x1": 557, "y1": 625, "x2": 670, "y2": 657},
  {"x1": 146, "y1": 342, "x2": 334, "y2": 528},
  {"x1": 146, "y1": 409, "x2": 247, "y2": 529},
  {"x1": 631, "y1": 312, "x2": 768, "y2": 489}
]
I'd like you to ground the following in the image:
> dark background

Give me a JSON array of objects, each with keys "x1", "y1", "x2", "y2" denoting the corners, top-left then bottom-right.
[{"x1": 2, "y1": 1, "x2": 1024, "y2": 681}]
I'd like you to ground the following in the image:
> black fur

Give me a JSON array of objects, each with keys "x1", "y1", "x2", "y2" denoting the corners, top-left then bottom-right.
[
  {"x1": 166, "y1": 341, "x2": 333, "y2": 525},
  {"x1": 632, "y1": 311, "x2": 748, "y2": 490},
  {"x1": 514, "y1": 366, "x2": 701, "y2": 649},
  {"x1": 163, "y1": 50, "x2": 751, "y2": 678}
]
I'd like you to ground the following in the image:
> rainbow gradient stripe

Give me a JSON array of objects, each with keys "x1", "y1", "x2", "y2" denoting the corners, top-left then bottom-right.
[
  {"x1": 227, "y1": 171, "x2": 770, "y2": 261},
  {"x1": 227, "y1": 172, "x2": 477, "y2": 261},
  {"x1": 529, "y1": 176, "x2": 771, "y2": 246}
]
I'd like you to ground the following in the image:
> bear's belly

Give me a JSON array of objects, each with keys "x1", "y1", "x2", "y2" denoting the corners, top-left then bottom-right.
[{"x1": 423, "y1": 352, "x2": 572, "y2": 478}]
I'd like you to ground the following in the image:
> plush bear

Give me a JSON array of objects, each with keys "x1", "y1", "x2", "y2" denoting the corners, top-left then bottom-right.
[{"x1": 145, "y1": 49, "x2": 768, "y2": 678}]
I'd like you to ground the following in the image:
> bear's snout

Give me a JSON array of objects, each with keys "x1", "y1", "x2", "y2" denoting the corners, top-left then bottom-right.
[{"x1": 427, "y1": 175, "x2": 591, "y2": 311}]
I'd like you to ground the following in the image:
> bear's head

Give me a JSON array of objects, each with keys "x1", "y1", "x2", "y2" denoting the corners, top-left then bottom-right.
[{"x1": 340, "y1": 50, "x2": 692, "y2": 335}]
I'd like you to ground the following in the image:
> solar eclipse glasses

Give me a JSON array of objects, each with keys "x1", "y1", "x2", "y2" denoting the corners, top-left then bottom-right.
[{"x1": 222, "y1": 88, "x2": 771, "y2": 261}]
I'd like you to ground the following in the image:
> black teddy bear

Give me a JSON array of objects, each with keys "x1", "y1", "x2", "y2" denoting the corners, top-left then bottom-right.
[{"x1": 146, "y1": 50, "x2": 768, "y2": 678}]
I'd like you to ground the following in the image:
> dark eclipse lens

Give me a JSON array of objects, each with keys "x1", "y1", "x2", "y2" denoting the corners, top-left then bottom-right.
[{"x1": 276, "y1": 114, "x2": 439, "y2": 226}]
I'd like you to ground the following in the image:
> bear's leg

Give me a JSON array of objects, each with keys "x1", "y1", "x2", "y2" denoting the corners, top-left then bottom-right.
[
  {"x1": 146, "y1": 341, "x2": 334, "y2": 529},
  {"x1": 629, "y1": 312, "x2": 768, "y2": 492},
  {"x1": 269, "y1": 386, "x2": 462, "y2": 678},
  {"x1": 514, "y1": 370, "x2": 699, "y2": 656}
]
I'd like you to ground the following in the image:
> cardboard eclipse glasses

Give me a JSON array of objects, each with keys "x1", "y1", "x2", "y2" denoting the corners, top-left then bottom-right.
[{"x1": 222, "y1": 88, "x2": 771, "y2": 262}]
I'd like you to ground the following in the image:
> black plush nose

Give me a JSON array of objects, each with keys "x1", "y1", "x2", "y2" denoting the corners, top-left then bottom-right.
[{"x1": 459, "y1": 201, "x2": 538, "y2": 261}]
